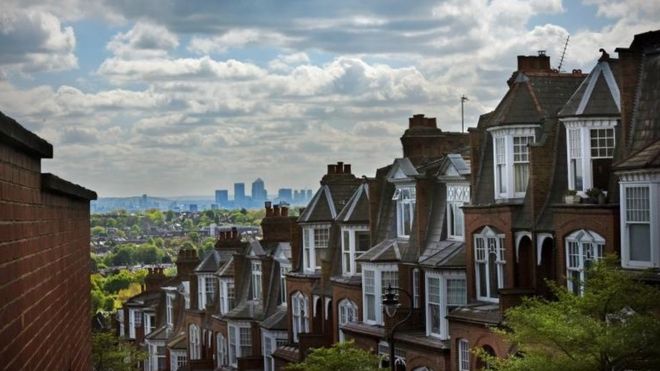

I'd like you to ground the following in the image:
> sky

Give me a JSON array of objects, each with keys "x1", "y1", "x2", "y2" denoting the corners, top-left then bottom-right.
[{"x1": 1, "y1": 1, "x2": 659, "y2": 197}]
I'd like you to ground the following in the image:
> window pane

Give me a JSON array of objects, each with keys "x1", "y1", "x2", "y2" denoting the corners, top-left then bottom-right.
[
  {"x1": 590, "y1": 128, "x2": 615, "y2": 158},
  {"x1": 356, "y1": 231, "x2": 370, "y2": 252},
  {"x1": 629, "y1": 224, "x2": 651, "y2": 261},
  {"x1": 514, "y1": 163, "x2": 529, "y2": 193},
  {"x1": 427, "y1": 277, "x2": 440, "y2": 303},
  {"x1": 447, "y1": 279, "x2": 467, "y2": 306},
  {"x1": 430, "y1": 303, "x2": 441, "y2": 334},
  {"x1": 488, "y1": 251, "x2": 499, "y2": 298},
  {"x1": 626, "y1": 187, "x2": 650, "y2": 222}
]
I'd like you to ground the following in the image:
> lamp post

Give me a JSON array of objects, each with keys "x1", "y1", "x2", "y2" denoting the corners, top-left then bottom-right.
[{"x1": 382, "y1": 284, "x2": 413, "y2": 371}]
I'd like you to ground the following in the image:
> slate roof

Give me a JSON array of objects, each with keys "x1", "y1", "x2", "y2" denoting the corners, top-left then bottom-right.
[
  {"x1": 559, "y1": 59, "x2": 621, "y2": 117},
  {"x1": 628, "y1": 46, "x2": 660, "y2": 153},
  {"x1": 615, "y1": 139, "x2": 660, "y2": 171},
  {"x1": 216, "y1": 256, "x2": 235, "y2": 277},
  {"x1": 419, "y1": 241, "x2": 466, "y2": 269},
  {"x1": 446, "y1": 302, "x2": 502, "y2": 325},
  {"x1": 336, "y1": 182, "x2": 370, "y2": 223},
  {"x1": 195, "y1": 249, "x2": 240, "y2": 273},
  {"x1": 299, "y1": 172, "x2": 361, "y2": 223},
  {"x1": 356, "y1": 239, "x2": 402, "y2": 263},
  {"x1": 260, "y1": 306, "x2": 288, "y2": 331}
]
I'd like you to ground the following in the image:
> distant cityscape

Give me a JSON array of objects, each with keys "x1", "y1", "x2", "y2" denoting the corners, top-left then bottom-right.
[{"x1": 91, "y1": 178, "x2": 313, "y2": 213}]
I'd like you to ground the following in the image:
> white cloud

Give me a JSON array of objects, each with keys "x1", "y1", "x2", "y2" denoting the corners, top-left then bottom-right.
[
  {"x1": 107, "y1": 21, "x2": 179, "y2": 58},
  {"x1": 188, "y1": 29, "x2": 293, "y2": 54},
  {"x1": 0, "y1": 9, "x2": 77, "y2": 73}
]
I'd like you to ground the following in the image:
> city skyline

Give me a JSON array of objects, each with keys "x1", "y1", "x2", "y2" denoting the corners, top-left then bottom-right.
[{"x1": 1, "y1": 1, "x2": 660, "y2": 197}]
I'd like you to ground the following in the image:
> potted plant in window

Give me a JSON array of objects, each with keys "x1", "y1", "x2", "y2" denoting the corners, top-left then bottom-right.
[
  {"x1": 585, "y1": 188, "x2": 606, "y2": 204},
  {"x1": 564, "y1": 190, "x2": 580, "y2": 204}
]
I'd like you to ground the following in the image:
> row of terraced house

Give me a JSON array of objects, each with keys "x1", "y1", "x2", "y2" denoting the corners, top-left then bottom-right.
[{"x1": 117, "y1": 30, "x2": 660, "y2": 371}]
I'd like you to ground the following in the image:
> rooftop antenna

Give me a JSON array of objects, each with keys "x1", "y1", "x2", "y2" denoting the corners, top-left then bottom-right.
[
  {"x1": 558, "y1": 35, "x2": 570, "y2": 71},
  {"x1": 460, "y1": 95, "x2": 469, "y2": 133}
]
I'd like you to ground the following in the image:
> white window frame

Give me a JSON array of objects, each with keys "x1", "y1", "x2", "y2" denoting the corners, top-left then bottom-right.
[
  {"x1": 447, "y1": 184, "x2": 469, "y2": 241},
  {"x1": 197, "y1": 274, "x2": 217, "y2": 310},
  {"x1": 291, "y1": 292, "x2": 309, "y2": 343},
  {"x1": 393, "y1": 186, "x2": 416, "y2": 239},
  {"x1": 189, "y1": 324, "x2": 201, "y2": 360},
  {"x1": 412, "y1": 268, "x2": 420, "y2": 309},
  {"x1": 425, "y1": 271, "x2": 467, "y2": 339},
  {"x1": 620, "y1": 173, "x2": 660, "y2": 269},
  {"x1": 117, "y1": 310, "x2": 125, "y2": 338},
  {"x1": 563, "y1": 118, "x2": 617, "y2": 194},
  {"x1": 166, "y1": 293, "x2": 175, "y2": 327},
  {"x1": 279, "y1": 264, "x2": 291, "y2": 305},
  {"x1": 489, "y1": 125, "x2": 538, "y2": 199},
  {"x1": 147, "y1": 340, "x2": 165, "y2": 371},
  {"x1": 228, "y1": 322, "x2": 251, "y2": 367},
  {"x1": 565, "y1": 229, "x2": 605, "y2": 296},
  {"x1": 170, "y1": 350, "x2": 187, "y2": 371},
  {"x1": 251, "y1": 260, "x2": 262, "y2": 301},
  {"x1": 143, "y1": 312, "x2": 155, "y2": 335},
  {"x1": 262, "y1": 330, "x2": 287, "y2": 371},
  {"x1": 341, "y1": 225, "x2": 370, "y2": 275},
  {"x1": 338, "y1": 299, "x2": 358, "y2": 342},
  {"x1": 361, "y1": 263, "x2": 399, "y2": 325},
  {"x1": 458, "y1": 339, "x2": 470, "y2": 371},
  {"x1": 219, "y1": 278, "x2": 235, "y2": 314},
  {"x1": 128, "y1": 308, "x2": 140, "y2": 339},
  {"x1": 474, "y1": 226, "x2": 505, "y2": 302},
  {"x1": 302, "y1": 224, "x2": 331, "y2": 273},
  {"x1": 217, "y1": 332, "x2": 227, "y2": 367}
]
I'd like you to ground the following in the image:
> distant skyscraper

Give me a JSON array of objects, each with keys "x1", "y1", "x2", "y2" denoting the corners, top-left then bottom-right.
[
  {"x1": 234, "y1": 183, "x2": 245, "y2": 203},
  {"x1": 306, "y1": 189, "x2": 313, "y2": 201},
  {"x1": 215, "y1": 189, "x2": 229, "y2": 206},
  {"x1": 278, "y1": 188, "x2": 292, "y2": 203},
  {"x1": 251, "y1": 178, "x2": 267, "y2": 202}
]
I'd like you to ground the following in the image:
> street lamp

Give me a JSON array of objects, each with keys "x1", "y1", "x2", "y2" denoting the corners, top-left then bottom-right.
[{"x1": 382, "y1": 285, "x2": 413, "y2": 371}]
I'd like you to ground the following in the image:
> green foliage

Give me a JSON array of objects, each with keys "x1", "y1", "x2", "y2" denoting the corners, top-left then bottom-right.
[
  {"x1": 92, "y1": 331, "x2": 147, "y2": 371},
  {"x1": 480, "y1": 257, "x2": 660, "y2": 371},
  {"x1": 286, "y1": 341, "x2": 381, "y2": 371},
  {"x1": 134, "y1": 244, "x2": 164, "y2": 265},
  {"x1": 91, "y1": 226, "x2": 106, "y2": 237}
]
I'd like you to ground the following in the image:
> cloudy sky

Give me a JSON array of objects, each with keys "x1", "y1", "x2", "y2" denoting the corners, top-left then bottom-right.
[{"x1": 1, "y1": 1, "x2": 659, "y2": 197}]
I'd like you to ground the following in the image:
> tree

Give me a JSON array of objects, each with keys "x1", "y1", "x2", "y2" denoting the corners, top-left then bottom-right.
[
  {"x1": 479, "y1": 258, "x2": 660, "y2": 371},
  {"x1": 92, "y1": 331, "x2": 146, "y2": 371},
  {"x1": 134, "y1": 244, "x2": 163, "y2": 265},
  {"x1": 286, "y1": 341, "x2": 381, "y2": 371},
  {"x1": 111, "y1": 244, "x2": 136, "y2": 266}
]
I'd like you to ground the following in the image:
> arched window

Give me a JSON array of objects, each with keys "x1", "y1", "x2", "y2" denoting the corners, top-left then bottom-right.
[
  {"x1": 291, "y1": 292, "x2": 309, "y2": 343},
  {"x1": 189, "y1": 324, "x2": 201, "y2": 360},
  {"x1": 565, "y1": 229, "x2": 604, "y2": 295},
  {"x1": 457, "y1": 338, "x2": 470, "y2": 371},
  {"x1": 476, "y1": 345, "x2": 496, "y2": 370},
  {"x1": 473, "y1": 226, "x2": 505, "y2": 301},
  {"x1": 337, "y1": 299, "x2": 358, "y2": 342},
  {"x1": 216, "y1": 333, "x2": 227, "y2": 366}
]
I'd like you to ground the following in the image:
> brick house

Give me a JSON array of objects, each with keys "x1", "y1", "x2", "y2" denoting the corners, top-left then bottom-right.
[
  {"x1": 447, "y1": 31, "x2": 660, "y2": 371},
  {"x1": 0, "y1": 112, "x2": 97, "y2": 370}
]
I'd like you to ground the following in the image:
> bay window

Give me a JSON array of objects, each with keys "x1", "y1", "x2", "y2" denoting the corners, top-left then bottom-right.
[
  {"x1": 228, "y1": 323, "x2": 252, "y2": 367},
  {"x1": 425, "y1": 272, "x2": 466, "y2": 339},
  {"x1": 251, "y1": 260, "x2": 262, "y2": 301},
  {"x1": 279, "y1": 264, "x2": 291, "y2": 305},
  {"x1": 393, "y1": 186, "x2": 416, "y2": 238},
  {"x1": 291, "y1": 292, "x2": 309, "y2": 342},
  {"x1": 189, "y1": 324, "x2": 200, "y2": 360},
  {"x1": 262, "y1": 331, "x2": 287, "y2": 371},
  {"x1": 197, "y1": 274, "x2": 217, "y2": 309},
  {"x1": 217, "y1": 333, "x2": 227, "y2": 366},
  {"x1": 341, "y1": 225, "x2": 370, "y2": 275},
  {"x1": 338, "y1": 299, "x2": 358, "y2": 342},
  {"x1": 565, "y1": 229, "x2": 604, "y2": 295},
  {"x1": 474, "y1": 227, "x2": 505, "y2": 302},
  {"x1": 564, "y1": 119, "x2": 616, "y2": 193},
  {"x1": 620, "y1": 177, "x2": 659, "y2": 268},
  {"x1": 302, "y1": 224, "x2": 330, "y2": 273},
  {"x1": 489, "y1": 126, "x2": 538, "y2": 199},
  {"x1": 447, "y1": 184, "x2": 469, "y2": 240},
  {"x1": 362, "y1": 264, "x2": 399, "y2": 325},
  {"x1": 219, "y1": 278, "x2": 235, "y2": 314},
  {"x1": 170, "y1": 350, "x2": 186, "y2": 371}
]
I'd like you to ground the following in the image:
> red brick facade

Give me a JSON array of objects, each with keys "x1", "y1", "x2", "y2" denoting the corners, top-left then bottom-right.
[{"x1": 0, "y1": 113, "x2": 96, "y2": 370}]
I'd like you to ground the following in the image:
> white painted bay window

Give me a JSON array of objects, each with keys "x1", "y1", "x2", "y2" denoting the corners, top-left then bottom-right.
[
  {"x1": 291, "y1": 292, "x2": 309, "y2": 342},
  {"x1": 341, "y1": 225, "x2": 370, "y2": 275},
  {"x1": 262, "y1": 330, "x2": 287, "y2": 371},
  {"x1": 425, "y1": 272, "x2": 467, "y2": 339},
  {"x1": 393, "y1": 186, "x2": 416, "y2": 238},
  {"x1": 302, "y1": 224, "x2": 330, "y2": 273},
  {"x1": 564, "y1": 119, "x2": 616, "y2": 193},
  {"x1": 128, "y1": 308, "x2": 141, "y2": 339},
  {"x1": 143, "y1": 312, "x2": 155, "y2": 335},
  {"x1": 219, "y1": 278, "x2": 235, "y2": 314},
  {"x1": 189, "y1": 324, "x2": 201, "y2": 360},
  {"x1": 228, "y1": 323, "x2": 252, "y2": 367},
  {"x1": 489, "y1": 126, "x2": 538, "y2": 199},
  {"x1": 362, "y1": 264, "x2": 399, "y2": 325},
  {"x1": 474, "y1": 227, "x2": 505, "y2": 302},
  {"x1": 447, "y1": 184, "x2": 469, "y2": 240},
  {"x1": 170, "y1": 350, "x2": 187, "y2": 371},
  {"x1": 565, "y1": 229, "x2": 604, "y2": 295},
  {"x1": 620, "y1": 175, "x2": 659, "y2": 269},
  {"x1": 217, "y1": 333, "x2": 227, "y2": 367},
  {"x1": 197, "y1": 274, "x2": 217, "y2": 309},
  {"x1": 251, "y1": 260, "x2": 262, "y2": 301},
  {"x1": 338, "y1": 299, "x2": 358, "y2": 342}
]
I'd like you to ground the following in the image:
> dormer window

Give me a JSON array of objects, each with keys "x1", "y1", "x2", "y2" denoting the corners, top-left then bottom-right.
[
  {"x1": 393, "y1": 186, "x2": 415, "y2": 238},
  {"x1": 489, "y1": 126, "x2": 537, "y2": 199},
  {"x1": 219, "y1": 278, "x2": 235, "y2": 314},
  {"x1": 251, "y1": 261, "x2": 262, "y2": 301},
  {"x1": 341, "y1": 226, "x2": 370, "y2": 275},
  {"x1": 564, "y1": 119, "x2": 616, "y2": 193},
  {"x1": 447, "y1": 184, "x2": 469, "y2": 240},
  {"x1": 302, "y1": 224, "x2": 330, "y2": 273},
  {"x1": 197, "y1": 274, "x2": 217, "y2": 309},
  {"x1": 166, "y1": 293, "x2": 174, "y2": 327}
]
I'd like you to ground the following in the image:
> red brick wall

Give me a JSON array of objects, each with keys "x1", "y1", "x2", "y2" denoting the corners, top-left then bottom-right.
[
  {"x1": 0, "y1": 142, "x2": 92, "y2": 370},
  {"x1": 448, "y1": 321, "x2": 509, "y2": 371},
  {"x1": 331, "y1": 282, "x2": 363, "y2": 343}
]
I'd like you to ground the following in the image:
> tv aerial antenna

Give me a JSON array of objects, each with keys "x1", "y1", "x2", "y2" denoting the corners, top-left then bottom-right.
[{"x1": 558, "y1": 35, "x2": 570, "y2": 71}]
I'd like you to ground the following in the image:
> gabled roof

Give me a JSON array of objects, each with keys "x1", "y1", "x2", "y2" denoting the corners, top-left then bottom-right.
[
  {"x1": 386, "y1": 158, "x2": 419, "y2": 181},
  {"x1": 216, "y1": 256, "x2": 235, "y2": 277},
  {"x1": 246, "y1": 237, "x2": 266, "y2": 256},
  {"x1": 491, "y1": 73, "x2": 544, "y2": 126},
  {"x1": 419, "y1": 241, "x2": 466, "y2": 269},
  {"x1": 298, "y1": 185, "x2": 336, "y2": 222},
  {"x1": 356, "y1": 239, "x2": 402, "y2": 263},
  {"x1": 436, "y1": 153, "x2": 470, "y2": 178},
  {"x1": 336, "y1": 182, "x2": 370, "y2": 223},
  {"x1": 195, "y1": 249, "x2": 238, "y2": 273},
  {"x1": 260, "y1": 306, "x2": 289, "y2": 331},
  {"x1": 559, "y1": 59, "x2": 621, "y2": 117}
]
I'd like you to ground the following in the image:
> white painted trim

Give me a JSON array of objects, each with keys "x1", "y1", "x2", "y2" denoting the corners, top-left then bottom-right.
[
  {"x1": 536, "y1": 233, "x2": 553, "y2": 265},
  {"x1": 514, "y1": 231, "x2": 532, "y2": 263}
]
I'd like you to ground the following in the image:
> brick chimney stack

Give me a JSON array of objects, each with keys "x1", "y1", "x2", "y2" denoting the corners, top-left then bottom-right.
[
  {"x1": 261, "y1": 201, "x2": 296, "y2": 243},
  {"x1": 401, "y1": 114, "x2": 469, "y2": 166},
  {"x1": 517, "y1": 52, "x2": 551, "y2": 73}
]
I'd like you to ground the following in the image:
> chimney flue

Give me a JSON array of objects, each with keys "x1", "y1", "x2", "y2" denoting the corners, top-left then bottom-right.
[
  {"x1": 328, "y1": 164, "x2": 337, "y2": 174},
  {"x1": 273, "y1": 204, "x2": 280, "y2": 217},
  {"x1": 344, "y1": 164, "x2": 351, "y2": 174},
  {"x1": 281, "y1": 206, "x2": 288, "y2": 217}
]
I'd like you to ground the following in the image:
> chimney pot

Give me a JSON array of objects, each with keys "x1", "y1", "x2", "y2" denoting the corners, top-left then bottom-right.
[
  {"x1": 231, "y1": 227, "x2": 238, "y2": 239},
  {"x1": 281, "y1": 206, "x2": 289, "y2": 217},
  {"x1": 328, "y1": 164, "x2": 336, "y2": 174},
  {"x1": 273, "y1": 204, "x2": 280, "y2": 216},
  {"x1": 337, "y1": 162, "x2": 344, "y2": 174},
  {"x1": 344, "y1": 164, "x2": 351, "y2": 174}
]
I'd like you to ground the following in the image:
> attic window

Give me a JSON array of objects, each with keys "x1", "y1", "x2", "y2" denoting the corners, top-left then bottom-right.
[
  {"x1": 489, "y1": 126, "x2": 538, "y2": 200},
  {"x1": 394, "y1": 186, "x2": 415, "y2": 238},
  {"x1": 563, "y1": 119, "x2": 617, "y2": 193}
]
